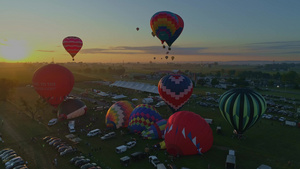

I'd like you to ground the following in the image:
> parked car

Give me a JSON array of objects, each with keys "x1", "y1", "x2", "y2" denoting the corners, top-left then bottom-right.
[
  {"x1": 42, "y1": 136, "x2": 51, "y2": 141},
  {"x1": 126, "y1": 141, "x2": 136, "y2": 149},
  {"x1": 80, "y1": 162, "x2": 97, "y2": 169},
  {"x1": 101, "y1": 132, "x2": 116, "y2": 140},
  {"x1": 12, "y1": 164, "x2": 28, "y2": 169},
  {"x1": 60, "y1": 148, "x2": 76, "y2": 156},
  {"x1": 130, "y1": 152, "x2": 147, "y2": 161},
  {"x1": 47, "y1": 118, "x2": 58, "y2": 126},
  {"x1": 2, "y1": 152, "x2": 17, "y2": 161},
  {"x1": 279, "y1": 117, "x2": 286, "y2": 122},
  {"x1": 49, "y1": 138, "x2": 61, "y2": 145},
  {"x1": 120, "y1": 156, "x2": 130, "y2": 167},
  {"x1": 87, "y1": 129, "x2": 101, "y2": 137},
  {"x1": 149, "y1": 156, "x2": 161, "y2": 168},
  {"x1": 70, "y1": 156, "x2": 85, "y2": 164},
  {"x1": 58, "y1": 146, "x2": 72, "y2": 153},
  {"x1": 75, "y1": 159, "x2": 90, "y2": 167}
]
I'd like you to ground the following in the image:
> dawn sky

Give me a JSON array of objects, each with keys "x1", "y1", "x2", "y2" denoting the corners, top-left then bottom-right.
[{"x1": 0, "y1": 0, "x2": 299, "y2": 63}]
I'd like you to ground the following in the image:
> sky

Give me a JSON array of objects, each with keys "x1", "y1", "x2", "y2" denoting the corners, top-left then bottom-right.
[{"x1": 0, "y1": 0, "x2": 300, "y2": 63}]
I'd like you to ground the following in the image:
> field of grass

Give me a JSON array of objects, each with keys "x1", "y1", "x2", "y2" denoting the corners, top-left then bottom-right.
[{"x1": 1, "y1": 63, "x2": 300, "y2": 169}]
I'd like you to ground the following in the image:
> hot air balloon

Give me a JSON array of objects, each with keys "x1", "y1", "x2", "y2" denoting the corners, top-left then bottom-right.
[
  {"x1": 57, "y1": 99, "x2": 87, "y2": 120},
  {"x1": 136, "y1": 27, "x2": 139, "y2": 31},
  {"x1": 128, "y1": 104, "x2": 162, "y2": 134},
  {"x1": 63, "y1": 36, "x2": 83, "y2": 61},
  {"x1": 151, "y1": 32, "x2": 155, "y2": 37},
  {"x1": 218, "y1": 88, "x2": 267, "y2": 135},
  {"x1": 150, "y1": 11, "x2": 184, "y2": 50},
  {"x1": 32, "y1": 64, "x2": 74, "y2": 108},
  {"x1": 105, "y1": 101, "x2": 135, "y2": 129},
  {"x1": 164, "y1": 111, "x2": 213, "y2": 156},
  {"x1": 171, "y1": 56, "x2": 175, "y2": 61},
  {"x1": 153, "y1": 57, "x2": 156, "y2": 60},
  {"x1": 158, "y1": 74, "x2": 193, "y2": 113},
  {"x1": 165, "y1": 56, "x2": 168, "y2": 60},
  {"x1": 141, "y1": 119, "x2": 167, "y2": 139}
]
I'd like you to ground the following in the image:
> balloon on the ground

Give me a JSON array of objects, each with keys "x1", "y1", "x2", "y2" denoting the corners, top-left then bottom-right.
[
  {"x1": 164, "y1": 111, "x2": 213, "y2": 156},
  {"x1": 57, "y1": 99, "x2": 87, "y2": 120},
  {"x1": 150, "y1": 11, "x2": 184, "y2": 49},
  {"x1": 105, "y1": 101, "x2": 135, "y2": 129},
  {"x1": 128, "y1": 104, "x2": 162, "y2": 133},
  {"x1": 32, "y1": 64, "x2": 74, "y2": 108},
  {"x1": 158, "y1": 74, "x2": 193, "y2": 113},
  {"x1": 141, "y1": 119, "x2": 167, "y2": 139},
  {"x1": 219, "y1": 88, "x2": 267, "y2": 135},
  {"x1": 63, "y1": 36, "x2": 83, "y2": 61}
]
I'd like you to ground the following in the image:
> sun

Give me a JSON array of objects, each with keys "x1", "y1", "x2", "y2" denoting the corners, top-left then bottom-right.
[{"x1": 0, "y1": 39, "x2": 30, "y2": 61}]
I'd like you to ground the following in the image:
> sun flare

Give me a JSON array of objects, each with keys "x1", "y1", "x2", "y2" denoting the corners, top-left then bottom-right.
[{"x1": 0, "y1": 39, "x2": 30, "y2": 61}]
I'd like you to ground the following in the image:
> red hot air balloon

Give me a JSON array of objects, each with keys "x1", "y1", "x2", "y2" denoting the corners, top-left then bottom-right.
[
  {"x1": 63, "y1": 36, "x2": 83, "y2": 61},
  {"x1": 164, "y1": 111, "x2": 213, "y2": 156},
  {"x1": 32, "y1": 64, "x2": 74, "y2": 108}
]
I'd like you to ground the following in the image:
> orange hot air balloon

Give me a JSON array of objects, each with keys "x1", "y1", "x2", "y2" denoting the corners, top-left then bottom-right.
[
  {"x1": 63, "y1": 36, "x2": 83, "y2": 61},
  {"x1": 32, "y1": 64, "x2": 74, "y2": 108}
]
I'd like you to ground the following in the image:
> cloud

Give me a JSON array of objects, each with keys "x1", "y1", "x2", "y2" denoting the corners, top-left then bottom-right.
[
  {"x1": 81, "y1": 46, "x2": 208, "y2": 55},
  {"x1": 36, "y1": 50, "x2": 55, "y2": 52},
  {"x1": 245, "y1": 40, "x2": 300, "y2": 55}
]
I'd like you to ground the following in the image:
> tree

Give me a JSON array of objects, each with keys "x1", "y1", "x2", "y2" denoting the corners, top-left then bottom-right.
[
  {"x1": 0, "y1": 78, "x2": 17, "y2": 101},
  {"x1": 19, "y1": 97, "x2": 49, "y2": 120}
]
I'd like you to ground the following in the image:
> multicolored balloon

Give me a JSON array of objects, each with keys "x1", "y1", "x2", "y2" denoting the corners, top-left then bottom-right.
[
  {"x1": 32, "y1": 64, "x2": 74, "y2": 108},
  {"x1": 164, "y1": 111, "x2": 213, "y2": 156},
  {"x1": 63, "y1": 36, "x2": 83, "y2": 61},
  {"x1": 57, "y1": 99, "x2": 87, "y2": 120},
  {"x1": 141, "y1": 119, "x2": 167, "y2": 139},
  {"x1": 105, "y1": 101, "x2": 135, "y2": 129},
  {"x1": 128, "y1": 104, "x2": 162, "y2": 134},
  {"x1": 158, "y1": 74, "x2": 193, "y2": 113},
  {"x1": 219, "y1": 88, "x2": 267, "y2": 135},
  {"x1": 150, "y1": 11, "x2": 184, "y2": 49}
]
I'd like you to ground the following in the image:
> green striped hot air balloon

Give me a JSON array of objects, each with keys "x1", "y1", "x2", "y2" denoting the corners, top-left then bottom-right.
[{"x1": 219, "y1": 88, "x2": 267, "y2": 135}]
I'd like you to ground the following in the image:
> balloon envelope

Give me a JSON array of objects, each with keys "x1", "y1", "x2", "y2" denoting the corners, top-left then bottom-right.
[
  {"x1": 164, "y1": 111, "x2": 213, "y2": 156},
  {"x1": 141, "y1": 119, "x2": 167, "y2": 139},
  {"x1": 150, "y1": 11, "x2": 184, "y2": 47},
  {"x1": 57, "y1": 99, "x2": 87, "y2": 120},
  {"x1": 63, "y1": 36, "x2": 83, "y2": 60},
  {"x1": 32, "y1": 64, "x2": 74, "y2": 108},
  {"x1": 218, "y1": 88, "x2": 267, "y2": 134},
  {"x1": 128, "y1": 104, "x2": 162, "y2": 133},
  {"x1": 105, "y1": 101, "x2": 135, "y2": 129},
  {"x1": 158, "y1": 74, "x2": 193, "y2": 113}
]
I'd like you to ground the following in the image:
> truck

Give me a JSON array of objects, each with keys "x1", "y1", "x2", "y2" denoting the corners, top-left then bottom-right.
[
  {"x1": 116, "y1": 145, "x2": 127, "y2": 153},
  {"x1": 68, "y1": 120, "x2": 76, "y2": 133}
]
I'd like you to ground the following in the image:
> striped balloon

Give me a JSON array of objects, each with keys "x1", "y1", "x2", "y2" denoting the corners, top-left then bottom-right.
[
  {"x1": 219, "y1": 88, "x2": 267, "y2": 134},
  {"x1": 128, "y1": 104, "x2": 162, "y2": 134},
  {"x1": 105, "y1": 101, "x2": 135, "y2": 129},
  {"x1": 158, "y1": 74, "x2": 193, "y2": 113},
  {"x1": 63, "y1": 36, "x2": 83, "y2": 61}
]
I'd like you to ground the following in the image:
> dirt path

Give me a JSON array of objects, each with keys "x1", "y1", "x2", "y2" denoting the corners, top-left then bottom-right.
[{"x1": 0, "y1": 102, "x2": 55, "y2": 169}]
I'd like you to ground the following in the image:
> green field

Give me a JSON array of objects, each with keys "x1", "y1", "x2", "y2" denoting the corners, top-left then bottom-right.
[{"x1": 0, "y1": 62, "x2": 300, "y2": 169}]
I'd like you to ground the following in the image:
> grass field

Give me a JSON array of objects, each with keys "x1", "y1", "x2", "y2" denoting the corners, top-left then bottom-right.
[{"x1": 0, "y1": 63, "x2": 300, "y2": 169}]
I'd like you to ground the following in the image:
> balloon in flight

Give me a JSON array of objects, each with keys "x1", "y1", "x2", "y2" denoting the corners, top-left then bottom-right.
[
  {"x1": 63, "y1": 36, "x2": 83, "y2": 61},
  {"x1": 150, "y1": 11, "x2": 184, "y2": 50}
]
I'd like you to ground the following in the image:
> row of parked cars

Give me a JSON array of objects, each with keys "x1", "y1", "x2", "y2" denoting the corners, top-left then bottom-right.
[
  {"x1": 0, "y1": 148, "x2": 28, "y2": 169},
  {"x1": 69, "y1": 156, "x2": 101, "y2": 169},
  {"x1": 43, "y1": 136, "x2": 77, "y2": 156}
]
